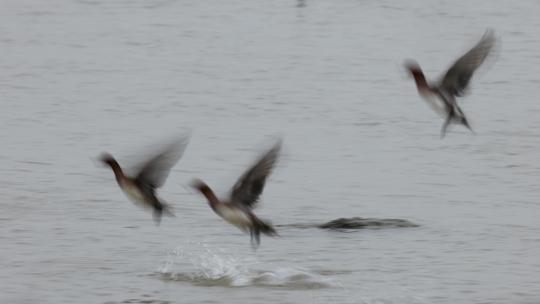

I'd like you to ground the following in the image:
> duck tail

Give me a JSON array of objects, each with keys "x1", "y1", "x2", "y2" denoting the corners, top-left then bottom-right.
[
  {"x1": 162, "y1": 202, "x2": 175, "y2": 217},
  {"x1": 254, "y1": 217, "x2": 278, "y2": 237},
  {"x1": 249, "y1": 218, "x2": 278, "y2": 249},
  {"x1": 152, "y1": 202, "x2": 175, "y2": 226}
]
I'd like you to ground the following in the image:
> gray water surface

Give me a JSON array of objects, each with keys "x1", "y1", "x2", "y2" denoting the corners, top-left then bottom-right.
[{"x1": 1, "y1": 0, "x2": 540, "y2": 303}]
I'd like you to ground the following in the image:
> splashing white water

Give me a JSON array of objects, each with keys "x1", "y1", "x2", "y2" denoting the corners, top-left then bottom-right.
[{"x1": 158, "y1": 241, "x2": 333, "y2": 289}]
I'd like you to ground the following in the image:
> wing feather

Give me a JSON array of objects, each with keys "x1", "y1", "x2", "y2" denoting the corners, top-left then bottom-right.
[
  {"x1": 439, "y1": 29, "x2": 496, "y2": 97},
  {"x1": 230, "y1": 140, "x2": 281, "y2": 209},
  {"x1": 134, "y1": 136, "x2": 190, "y2": 190}
]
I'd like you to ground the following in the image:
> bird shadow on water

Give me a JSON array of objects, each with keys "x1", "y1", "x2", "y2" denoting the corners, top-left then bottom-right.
[{"x1": 152, "y1": 241, "x2": 335, "y2": 289}]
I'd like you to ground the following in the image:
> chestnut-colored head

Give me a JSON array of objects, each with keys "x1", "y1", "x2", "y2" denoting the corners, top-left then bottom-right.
[
  {"x1": 190, "y1": 178, "x2": 220, "y2": 208},
  {"x1": 190, "y1": 178, "x2": 209, "y2": 193},
  {"x1": 404, "y1": 59, "x2": 422, "y2": 76},
  {"x1": 99, "y1": 153, "x2": 117, "y2": 167},
  {"x1": 404, "y1": 59, "x2": 429, "y2": 91}
]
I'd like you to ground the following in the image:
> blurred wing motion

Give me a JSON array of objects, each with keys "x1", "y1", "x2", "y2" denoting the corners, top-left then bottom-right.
[
  {"x1": 230, "y1": 140, "x2": 282, "y2": 209},
  {"x1": 134, "y1": 136, "x2": 190, "y2": 190},
  {"x1": 439, "y1": 29, "x2": 496, "y2": 97}
]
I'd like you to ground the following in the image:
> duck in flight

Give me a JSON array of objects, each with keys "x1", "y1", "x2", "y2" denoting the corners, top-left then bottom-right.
[
  {"x1": 192, "y1": 140, "x2": 281, "y2": 248},
  {"x1": 100, "y1": 137, "x2": 189, "y2": 225},
  {"x1": 405, "y1": 29, "x2": 496, "y2": 137}
]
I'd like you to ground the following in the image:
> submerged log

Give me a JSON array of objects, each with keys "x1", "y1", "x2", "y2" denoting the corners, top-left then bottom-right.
[{"x1": 318, "y1": 217, "x2": 418, "y2": 230}]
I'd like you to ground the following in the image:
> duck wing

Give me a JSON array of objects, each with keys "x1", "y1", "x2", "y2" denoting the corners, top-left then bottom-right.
[
  {"x1": 134, "y1": 136, "x2": 190, "y2": 190},
  {"x1": 230, "y1": 140, "x2": 281, "y2": 209},
  {"x1": 439, "y1": 29, "x2": 496, "y2": 97}
]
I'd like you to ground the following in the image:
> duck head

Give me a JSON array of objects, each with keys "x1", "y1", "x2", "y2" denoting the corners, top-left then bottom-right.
[
  {"x1": 190, "y1": 178, "x2": 208, "y2": 192},
  {"x1": 404, "y1": 59, "x2": 430, "y2": 92},
  {"x1": 404, "y1": 59, "x2": 422, "y2": 76},
  {"x1": 191, "y1": 178, "x2": 220, "y2": 210},
  {"x1": 99, "y1": 153, "x2": 117, "y2": 167}
]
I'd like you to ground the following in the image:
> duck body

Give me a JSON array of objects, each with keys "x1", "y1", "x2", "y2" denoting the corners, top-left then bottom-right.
[
  {"x1": 119, "y1": 179, "x2": 147, "y2": 208},
  {"x1": 407, "y1": 62, "x2": 472, "y2": 137},
  {"x1": 100, "y1": 137, "x2": 189, "y2": 224},
  {"x1": 405, "y1": 29, "x2": 496, "y2": 137},
  {"x1": 117, "y1": 177, "x2": 160, "y2": 212},
  {"x1": 418, "y1": 86, "x2": 446, "y2": 117},
  {"x1": 192, "y1": 140, "x2": 281, "y2": 248},
  {"x1": 192, "y1": 179, "x2": 277, "y2": 247},
  {"x1": 214, "y1": 203, "x2": 254, "y2": 232}
]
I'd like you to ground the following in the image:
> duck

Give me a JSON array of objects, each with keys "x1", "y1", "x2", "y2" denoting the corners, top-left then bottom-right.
[
  {"x1": 100, "y1": 137, "x2": 189, "y2": 225},
  {"x1": 191, "y1": 140, "x2": 281, "y2": 248},
  {"x1": 405, "y1": 29, "x2": 496, "y2": 137}
]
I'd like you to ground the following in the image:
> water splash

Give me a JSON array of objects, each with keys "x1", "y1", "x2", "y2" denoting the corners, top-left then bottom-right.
[{"x1": 157, "y1": 241, "x2": 333, "y2": 289}]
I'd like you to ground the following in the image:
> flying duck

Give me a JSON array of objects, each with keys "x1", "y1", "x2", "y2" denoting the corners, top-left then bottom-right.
[
  {"x1": 100, "y1": 137, "x2": 189, "y2": 225},
  {"x1": 405, "y1": 29, "x2": 496, "y2": 137},
  {"x1": 191, "y1": 140, "x2": 281, "y2": 248}
]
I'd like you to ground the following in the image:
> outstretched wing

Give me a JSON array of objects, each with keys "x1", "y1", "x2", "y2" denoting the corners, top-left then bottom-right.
[
  {"x1": 230, "y1": 140, "x2": 281, "y2": 209},
  {"x1": 134, "y1": 136, "x2": 190, "y2": 190},
  {"x1": 439, "y1": 29, "x2": 496, "y2": 97}
]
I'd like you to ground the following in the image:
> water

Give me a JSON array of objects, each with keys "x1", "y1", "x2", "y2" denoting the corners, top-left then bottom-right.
[{"x1": 1, "y1": 0, "x2": 539, "y2": 303}]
